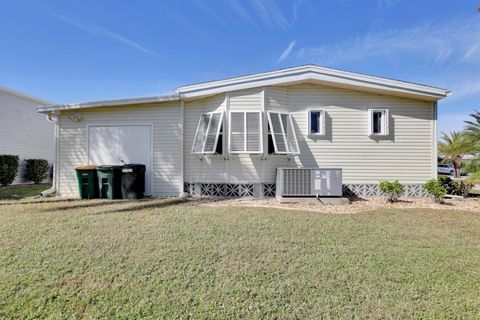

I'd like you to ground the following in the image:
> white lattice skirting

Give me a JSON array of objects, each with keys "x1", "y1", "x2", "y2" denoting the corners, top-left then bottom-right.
[
  {"x1": 184, "y1": 183, "x2": 426, "y2": 198},
  {"x1": 342, "y1": 184, "x2": 427, "y2": 198}
]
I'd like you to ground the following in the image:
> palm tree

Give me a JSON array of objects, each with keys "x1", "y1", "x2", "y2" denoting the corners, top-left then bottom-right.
[
  {"x1": 438, "y1": 131, "x2": 475, "y2": 178},
  {"x1": 464, "y1": 110, "x2": 480, "y2": 146}
]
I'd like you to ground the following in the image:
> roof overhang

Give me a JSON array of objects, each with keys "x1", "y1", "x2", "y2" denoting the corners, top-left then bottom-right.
[
  {"x1": 37, "y1": 94, "x2": 179, "y2": 113},
  {"x1": 0, "y1": 85, "x2": 53, "y2": 106},
  {"x1": 177, "y1": 65, "x2": 450, "y2": 102},
  {"x1": 38, "y1": 65, "x2": 450, "y2": 113}
]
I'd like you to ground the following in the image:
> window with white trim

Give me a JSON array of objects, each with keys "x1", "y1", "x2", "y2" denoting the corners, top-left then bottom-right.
[
  {"x1": 307, "y1": 109, "x2": 325, "y2": 136},
  {"x1": 192, "y1": 111, "x2": 224, "y2": 154},
  {"x1": 228, "y1": 111, "x2": 263, "y2": 153},
  {"x1": 368, "y1": 109, "x2": 389, "y2": 136},
  {"x1": 267, "y1": 112, "x2": 300, "y2": 155}
]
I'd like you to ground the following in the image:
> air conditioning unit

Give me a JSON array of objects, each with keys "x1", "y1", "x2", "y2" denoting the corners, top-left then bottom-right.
[{"x1": 276, "y1": 168, "x2": 342, "y2": 197}]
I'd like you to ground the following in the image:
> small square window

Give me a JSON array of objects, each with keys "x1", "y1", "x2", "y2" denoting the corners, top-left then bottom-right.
[
  {"x1": 307, "y1": 109, "x2": 325, "y2": 136},
  {"x1": 368, "y1": 109, "x2": 389, "y2": 136}
]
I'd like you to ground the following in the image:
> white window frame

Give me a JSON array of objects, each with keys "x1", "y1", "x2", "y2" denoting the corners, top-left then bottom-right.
[
  {"x1": 191, "y1": 111, "x2": 224, "y2": 155},
  {"x1": 267, "y1": 111, "x2": 300, "y2": 155},
  {"x1": 307, "y1": 109, "x2": 326, "y2": 136},
  {"x1": 228, "y1": 110, "x2": 263, "y2": 154},
  {"x1": 368, "y1": 108, "x2": 389, "y2": 136}
]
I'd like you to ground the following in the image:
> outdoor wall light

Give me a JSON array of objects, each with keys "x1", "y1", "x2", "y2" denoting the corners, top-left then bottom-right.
[{"x1": 68, "y1": 113, "x2": 83, "y2": 122}]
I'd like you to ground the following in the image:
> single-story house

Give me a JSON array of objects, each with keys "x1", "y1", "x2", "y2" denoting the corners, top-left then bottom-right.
[
  {"x1": 37, "y1": 65, "x2": 450, "y2": 198},
  {"x1": 0, "y1": 86, "x2": 54, "y2": 184}
]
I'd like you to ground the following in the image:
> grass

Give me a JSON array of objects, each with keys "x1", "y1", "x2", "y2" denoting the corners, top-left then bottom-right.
[
  {"x1": 0, "y1": 199, "x2": 479, "y2": 318},
  {"x1": 0, "y1": 183, "x2": 51, "y2": 200}
]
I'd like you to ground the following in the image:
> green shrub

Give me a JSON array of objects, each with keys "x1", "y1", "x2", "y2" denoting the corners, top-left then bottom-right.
[
  {"x1": 0, "y1": 155, "x2": 20, "y2": 187},
  {"x1": 379, "y1": 180, "x2": 405, "y2": 202},
  {"x1": 423, "y1": 179, "x2": 447, "y2": 203},
  {"x1": 24, "y1": 159, "x2": 49, "y2": 184},
  {"x1": 439, "y1": 176, "x2": 474, "y2": 197}
]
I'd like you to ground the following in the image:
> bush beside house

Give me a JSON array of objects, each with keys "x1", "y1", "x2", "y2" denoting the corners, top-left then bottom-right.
[
  {"x1": 24, "y1": 159, "x2": 49, "y2": 184},
  {"x1": 0, "y1": 155, "x2": 20, "y2": 187},
  {"x1": 379, "y1": 180, "x2": 404, "y2": 202},
  {"x1": 423, "y1": 179, "x2": 447, "y2": 203}
]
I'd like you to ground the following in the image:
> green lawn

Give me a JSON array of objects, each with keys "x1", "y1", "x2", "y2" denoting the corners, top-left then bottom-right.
[
  {"x1": 0, "y1": 183, "x2": 51, "y2": 200},
  {"x1": 0, "y1": 199, "x2": 479, "y2": 319}
]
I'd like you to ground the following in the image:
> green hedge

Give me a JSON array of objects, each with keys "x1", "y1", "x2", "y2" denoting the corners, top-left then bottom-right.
[
  {"x1": 24, "y1": 159, "x2": 49, "y2": 184},
  {"x1": 0, "y1": 155, "x2": 20, "y2": 187}
]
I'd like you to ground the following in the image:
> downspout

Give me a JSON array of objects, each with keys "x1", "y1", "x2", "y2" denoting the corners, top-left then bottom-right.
[{"x1": 41, "y1": 111, "x2": 59, "y2": 197}]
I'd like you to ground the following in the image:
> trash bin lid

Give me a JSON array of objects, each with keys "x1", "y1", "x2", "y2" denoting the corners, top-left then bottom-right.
[
  {"x1": 75, "y1": 165, "x2": 97, "y2": 171},
  {"x1": 122, "y1": 164, "x2": 146, "y2": 169},
  {"x1": 97, "y1": 165, "x2": 123, "y2": 171}
]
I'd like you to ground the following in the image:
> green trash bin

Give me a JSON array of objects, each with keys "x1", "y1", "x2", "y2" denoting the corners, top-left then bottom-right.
[
  {"x1": 96, "y1": 165, "x2": 122, "y2": 199},
  {"x1": 75, "y1": 165, "x2": 98, "y2": 199},
  {"x1": 121, "y1": 164, "x2": 146, "y2": 199}
]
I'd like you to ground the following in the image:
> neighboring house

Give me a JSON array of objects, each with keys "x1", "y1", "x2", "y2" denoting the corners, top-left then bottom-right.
[
  {"x1": 0, "y1": 86, "x2": 54, "y2": 184},
  {"x1": 37, "y1": 65, "x2": 449, "y2": 198}
]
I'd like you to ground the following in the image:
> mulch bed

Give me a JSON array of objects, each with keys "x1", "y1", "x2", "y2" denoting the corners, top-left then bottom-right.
[{"x1": 201, "y1": 196, "x2": 480, "y2": 214}]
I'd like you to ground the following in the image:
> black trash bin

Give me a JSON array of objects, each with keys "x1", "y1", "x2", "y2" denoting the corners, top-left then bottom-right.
[
  {"x1": 96, "y1": 165, "x2": 122, "y2": 199},
  {"x1": 75, "y1": 165, "x2": 98, "y2": 199},
  {"x1": 121, "y1": 164, "x2": 146, "y2": 199}
]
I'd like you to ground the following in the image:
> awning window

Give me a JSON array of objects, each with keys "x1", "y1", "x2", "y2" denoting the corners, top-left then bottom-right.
[
  {"x1": 192, "y1": 112, "x2": 224, "y2": 154},
  {"x1": 267, "y1": 112, "x2": 300, "y2": 155}
]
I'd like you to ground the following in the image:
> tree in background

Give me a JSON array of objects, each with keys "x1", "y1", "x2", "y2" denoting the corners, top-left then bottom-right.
[
  {"x1": 438, "y1": 132, "x2": 475, "y2": 178},
  {"x1": 464, "y1": 110, "x2": 480, "y2": 146}
]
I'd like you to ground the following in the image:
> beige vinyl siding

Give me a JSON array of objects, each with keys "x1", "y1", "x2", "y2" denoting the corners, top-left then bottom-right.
[
  {"x1": 287, "y1": 84, "x2": 434, "y2": 183},
  {"x1": 57, "y1": 103, "x2": 182, "y2": 197},
  {"x1": 0, "y1": 90, "x2": 53, "y2": 184},
  {"x1": 57, "y1": 83, "x2": 435, "y2": 195},
  {"x1": 184, "y1": 84, "x2": 434, "y2": 185},
  {"x1": 185, "y1": 89, "x2": 280, "y2": 183}
]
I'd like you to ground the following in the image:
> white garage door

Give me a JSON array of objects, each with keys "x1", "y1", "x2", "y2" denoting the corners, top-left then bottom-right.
[{"x1": 87, "y1": 125, "x2": 152, "y2": 195}]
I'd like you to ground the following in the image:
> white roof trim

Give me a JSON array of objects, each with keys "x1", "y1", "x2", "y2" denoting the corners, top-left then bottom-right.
[
  {"x1": 37, "y1": 94, "x2": 179, "y2": 113},
  {"x1": 0, "y1": 85, "x2": 53, "y2": 105},
  {"x1": 38, "y1": 65, "x2": 450, "y2": 113},
  {"x1": 177, "y1": 65, "x2": 450, "y2": 101}
]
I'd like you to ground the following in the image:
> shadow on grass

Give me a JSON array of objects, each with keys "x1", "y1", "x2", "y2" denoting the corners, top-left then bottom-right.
[
  {"x1": 92, "y1": 197, "x2": 188, "y2": 215},
  {"x1": 42, "y1": 200, "x2": 128, "y2": 212}
]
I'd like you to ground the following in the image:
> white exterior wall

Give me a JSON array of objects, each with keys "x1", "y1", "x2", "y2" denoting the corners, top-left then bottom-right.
[
  {"x1": 0, "y1": 88, "x2": 53, "y2": 184},
  {"x1": 57, "y1": 103, "x2": 182, "y2": 197},
  {"x1": 184, "y1": 84, "x2": 435, "y2": 184}
]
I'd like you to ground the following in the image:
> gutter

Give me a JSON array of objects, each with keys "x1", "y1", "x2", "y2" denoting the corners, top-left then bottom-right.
[{"x1": 41, "y1": 112, "x2": 59, "y2": 197}]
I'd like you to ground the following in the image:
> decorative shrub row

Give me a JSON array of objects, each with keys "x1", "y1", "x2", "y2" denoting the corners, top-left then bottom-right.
[
  {"x1": 379, "y1": 177, "x2": 473, "y2": 204},
  {"x1": 0, "y1": 155, "x2": 50, "y2": 186}
]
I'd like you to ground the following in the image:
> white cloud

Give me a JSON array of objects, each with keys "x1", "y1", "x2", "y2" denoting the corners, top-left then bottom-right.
[
  {"x1": 277, "y1": 40, "x2": 297, "y2": 64},
  {"x1": 250, "y1": 0, "x2": 290, "y2": 30},
  {"x1": 191, "y1": 0, "x2": 226, "y2": 25},
  {"x1": 447, "y1": 80, "x2": 480, "y2": 101},
  {"x1": 229, "y1": 0, "x2": 256, "y2": 25},
  {"x1": 47, "y1": 11, "x2": 159, "y2": 58},
  {"x1": 377, "y1": 0, "x2": 400, "y2": 9},
  {"x1": 293, "y1": 0, "x2": 306, "y2": 21},
  {"x1": 297, "y1": 17, "x2": 480, "y2": 66}
]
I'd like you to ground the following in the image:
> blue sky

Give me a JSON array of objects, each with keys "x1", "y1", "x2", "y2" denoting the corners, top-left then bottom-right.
[{"x1": 0, "y1": 0, "x2": 479, "y2": 133}]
